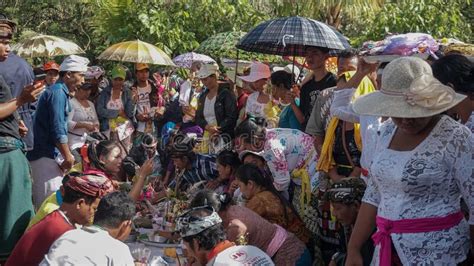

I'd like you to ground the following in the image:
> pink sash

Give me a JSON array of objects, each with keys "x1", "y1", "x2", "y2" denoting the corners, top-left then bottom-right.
[
  {"x1": 372, "y1": 211, "x2": 464, "y2": 266},
  {"x1": 266, "y1": 224, "x2": 288, "y2": 257}
]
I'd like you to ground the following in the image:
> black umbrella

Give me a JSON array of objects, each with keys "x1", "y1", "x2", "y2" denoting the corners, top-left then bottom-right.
[{"x1": 236, "y1": 16, "x2": 351, "y2": 57}]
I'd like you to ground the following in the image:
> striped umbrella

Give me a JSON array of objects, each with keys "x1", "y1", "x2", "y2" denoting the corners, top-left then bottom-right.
[
  {"x1": 12, "y1": 34, "x2": 85, "y2": 58},
  {"x1": 172, "y1": 52, "x2": 216, "y2": 69},
  {"x1": 98, "y1": 39, "x2": 175, "y2": 66},
  {"x1": 237, "y1": 16, "x2": 351, "y2": 56}
]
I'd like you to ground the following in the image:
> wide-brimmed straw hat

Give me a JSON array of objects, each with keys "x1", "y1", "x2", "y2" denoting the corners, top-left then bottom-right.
[{"x1": 353, "y1": 57, "x2": 466, "y2": 118}]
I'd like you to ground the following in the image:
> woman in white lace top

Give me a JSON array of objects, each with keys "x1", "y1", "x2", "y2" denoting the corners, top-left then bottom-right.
[{"x1": 346, "y1": 57, "x2": 473, "y2": 265}]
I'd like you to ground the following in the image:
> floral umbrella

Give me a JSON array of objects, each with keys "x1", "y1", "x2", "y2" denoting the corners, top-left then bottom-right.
[
  {"x1": 172, "y1": 52, "x2": 216, "y2": 69},
  {"x1": 98, "y1": 39, "x2": 175, "y2": 66},
  {"x1": 12, "y1": 34, "x2": 85, "y2": 58}
]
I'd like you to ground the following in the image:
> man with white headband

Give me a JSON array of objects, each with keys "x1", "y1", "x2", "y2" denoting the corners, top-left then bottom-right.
[
  {"x1": 28, "y1": 55, "x2": 90, "y2": 209},
  {"x1": 176, "y1": 206, "x2": 274, "y2": 265}
]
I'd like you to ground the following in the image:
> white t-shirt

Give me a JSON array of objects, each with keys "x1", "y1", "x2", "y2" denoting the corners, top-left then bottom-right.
[
  {"x1": 245, "y1": 92, "x2": 266, "y2": 118},
  {"x1": 136, "y1": 84, "x2": 152, "y2": 132},
  {"x1": 40, "y1": 226, "x2": 134, "y2": 266},
  {"x1": 204, "y1": 95, "x2": 217, "y2": 125},
  {"x1": 207, "y1": 245, "x2": 274, "y2": 266}
]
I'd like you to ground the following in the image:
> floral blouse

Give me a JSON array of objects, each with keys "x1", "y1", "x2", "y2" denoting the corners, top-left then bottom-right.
[
  {"x1": 363, "y1": 115, "x2": 474, "y2": 265},
  {"x1": 263, "y1": 128, "x2": 317, "y2": 192}
]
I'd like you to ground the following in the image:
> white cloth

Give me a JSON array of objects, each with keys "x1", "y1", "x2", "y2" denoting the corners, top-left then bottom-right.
[
  {"x1": 465, "y1": 112, "x2": 474, "y2": 133},
  {"x1": 203, "y1": 95, "x2": 217, "y2": 125},
  {"x1": 245, "y1": 92, "x2": 266, "y2": 118},
  {"x1": 136, "y1": 84, "x2": 152, "y2": 132},
  {"x1": 30, "y1": 157, "x2": 63, "y2": 209},
  {"x1": 358, "y1": 115, "x2": 383, "y2": 182},
  {"x1": 40, "y1": 226, "x2": 134, "y2": 266},
  {"x1": 363, "y1": 115, "x2": 474, "y2": 265},
  {"x1": 179, "y1": 80, "x2": 192, "y2": 105},
  {"x1": 68, "y1": 98, "x2": 99, "y2": 150},
  {"x1": 59, "y1": 55, "x2": 89, "y2": 72},
  {"x1": 207, "y1": 245, "x2": 274, "y2": 266},
  {"x1": 106, "y1": 96, "x2": 123, "y2": 111}
]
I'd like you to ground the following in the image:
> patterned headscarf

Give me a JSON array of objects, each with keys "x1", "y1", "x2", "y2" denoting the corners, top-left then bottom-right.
[
  {"x1": 325, "y1": 177, "x2": 366, "y2": 205},
  {"x1": 65, "y1": 174, "x2": 114, "y2": 198},
  {"x1": 176, "y1": 206, "x2": 222, "y2": 238},
  {"x1": 85, "y1": 66, "x2": 105, "y2": 80}
]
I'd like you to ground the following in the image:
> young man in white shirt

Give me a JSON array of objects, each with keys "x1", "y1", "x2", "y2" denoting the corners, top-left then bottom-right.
[
  {"x1": 41, "y1": 192, "x2": 136, "y2": 266},
  {"x1": 131, "y1": 63, "x2": 159, "y2": 143}
]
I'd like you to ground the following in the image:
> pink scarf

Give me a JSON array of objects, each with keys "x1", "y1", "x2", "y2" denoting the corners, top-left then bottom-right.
[
  {"x1": 266, "y1": 224, "x2": 288, "y2": 257},
  {"x1": 372, "y1": 211, "x2": 464, "y2": 265}
]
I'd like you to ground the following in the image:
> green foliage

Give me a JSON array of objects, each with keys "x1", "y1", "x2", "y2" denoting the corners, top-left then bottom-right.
[
  {"x1": 344, "y1": 0, "x2": 473, "y2": 46},
  {"x1": 1, "y1": 0, "x2": 472, "y2": 64}
]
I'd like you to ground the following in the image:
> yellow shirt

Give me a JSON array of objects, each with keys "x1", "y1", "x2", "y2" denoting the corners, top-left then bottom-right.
[
  {"x1": 341, "y1": 71, "x2": 376, "y2": 99},
  {"x1": 27, "y1": 191, "x2": 60, "y2": 229}
]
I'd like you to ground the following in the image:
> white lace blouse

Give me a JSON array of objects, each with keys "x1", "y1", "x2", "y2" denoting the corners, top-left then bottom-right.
[{"x1": 363, "y1": 115, "x2": 474, "y2": 265}]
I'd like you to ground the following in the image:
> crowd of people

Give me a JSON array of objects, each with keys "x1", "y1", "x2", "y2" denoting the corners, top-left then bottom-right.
[{"x1": 1, "y1": 13, "x2": 474, "y2": 266}]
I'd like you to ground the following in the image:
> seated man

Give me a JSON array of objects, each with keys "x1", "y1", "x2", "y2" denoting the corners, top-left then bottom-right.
[
  {"x1": 325, "y1": 178, "x2": 373, "y2": 266},
  {"x1": 168, "y1": 133, "x2": 218, "y2": 191},
  {"x1": 41, "y1": 192, "x2": 135, "y2": 265},
  {"x1": 5, "y1": 174, "x2": 114, "y2": 266},
  {"x1": 176, "y1": 205, "x2": 274, "y2": 266}
]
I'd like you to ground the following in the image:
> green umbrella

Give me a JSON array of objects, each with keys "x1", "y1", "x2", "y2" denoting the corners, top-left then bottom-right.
[{"x1": 196, "y1": 31, "x2": 281, "y2": 63}]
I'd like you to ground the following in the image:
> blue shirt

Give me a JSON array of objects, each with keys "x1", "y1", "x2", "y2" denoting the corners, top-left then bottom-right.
[
  {"x1": 0, "y1": 53, "x2": 35, "y2": 149},
  {"x1": 28, "y1": 81, "x2": 70, "y2": 161},
  {"x1": 278, "y1": 98, "x2": 302, "y2": 130}
]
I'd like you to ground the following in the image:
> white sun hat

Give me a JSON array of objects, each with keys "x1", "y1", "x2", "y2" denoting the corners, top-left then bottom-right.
[
  {"x1": 239, "y1": 61, "x2": 271, "y2": 83},
  {"x1": 353, "y1": 57, "x2": 466, "y2": 118}
]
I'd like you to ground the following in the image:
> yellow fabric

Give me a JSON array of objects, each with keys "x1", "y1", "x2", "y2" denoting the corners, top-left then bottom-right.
[
  {"x1": 70, "y1": 162, "x2": 83, "y2": 173},
  {"x1": 27, "y1": 191, "x2": 59, "y2": 229},
  {"x1": 291, "y1": 148, "x2": 317, "y2": 212},
  {"x1": 316, "y1": 71, "x2": 373, "y2": 172},
  {"x1": 317, "y1": 118, "x2": 362, "y2": 173},
  {"x1": 354, "y1": 123, "x2": 362, "y2": 150},
  {"x1": 316, "y1": 117, "x2": 340, "y2": 173},
  {"x1": 342, "y1": 71, "x2": 376, "y2": 99},
  {"x1": 109, "y1": 116, "x2": 128, "y2": 131},
  {"x1": 263, "y1": 100, "x2": 280, "y2": 127}
]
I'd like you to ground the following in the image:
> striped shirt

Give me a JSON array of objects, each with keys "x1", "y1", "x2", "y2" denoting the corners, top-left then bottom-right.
[{"x1": 169, "y1": 154, "x2": 218, "y2": 190}]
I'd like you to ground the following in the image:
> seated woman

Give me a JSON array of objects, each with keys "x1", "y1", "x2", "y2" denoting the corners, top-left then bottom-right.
[
  {"x1": 81, "y1": 140, "x2": 153, "y2": 201},
  {"x1": 325, "y1": 178, "x2": 373, "y2": 266},
  {"x1": 189, "y1": 190, "x2": 311, "y2": 266},
  {"x1": 234, "y1": 117, "x2": 318, "y2": 230},
  {"x1": 206, "y1": 150, "x2": 241, "y2": 194},
  {"x1": 235, "y1": 164, "x2": 310, "y2": 244}
]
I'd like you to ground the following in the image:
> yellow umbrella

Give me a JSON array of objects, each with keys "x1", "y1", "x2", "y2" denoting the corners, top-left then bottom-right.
[
  {"x1": 98, "y1": 39, "x2": 175, "y2": 66},
  {"x1": 12, "y1": 34, "x2": 85, "y2": 58}
]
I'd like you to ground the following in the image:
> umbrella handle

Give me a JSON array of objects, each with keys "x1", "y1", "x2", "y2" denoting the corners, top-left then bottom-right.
[{"x1": 282, "y1": 34, "x2": 294, "y2": 48}]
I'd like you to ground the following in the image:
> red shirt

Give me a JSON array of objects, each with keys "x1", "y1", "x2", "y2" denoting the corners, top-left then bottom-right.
[
  {"x1": 5, "y1": 210, "x2": 74, "y2": 266},
  {"x1": 237, "y1": 92, "x2": 249, "y2": 112}
]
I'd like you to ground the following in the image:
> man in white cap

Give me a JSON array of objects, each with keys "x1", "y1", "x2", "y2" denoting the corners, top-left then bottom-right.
[{"x1": 28, "y1": 54, "x2": 89, "y2": 209}]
